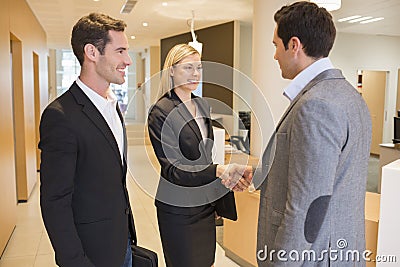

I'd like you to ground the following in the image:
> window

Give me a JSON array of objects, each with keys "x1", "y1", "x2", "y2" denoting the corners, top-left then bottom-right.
[{"x1": 55, "y1": 50, "x2": 136, "y2": 117}]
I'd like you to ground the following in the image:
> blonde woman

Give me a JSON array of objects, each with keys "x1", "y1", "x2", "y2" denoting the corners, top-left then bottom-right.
[{"x1": 147, "y1": 44, "x2": 252, "y2": 266}]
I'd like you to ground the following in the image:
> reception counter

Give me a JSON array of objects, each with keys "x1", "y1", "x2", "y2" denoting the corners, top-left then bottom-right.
[
  {"x1": 223, "y1": 152, "x2": 259, "y2": 266},
  {"x1": 378, "y1": 143, "x2": 400, "y2": 193},
  {"x1": 224, "y1": 190, "x2": 260, "y2": 267},
  {"x1": 377, "y1": 159, "x2": 400, "y2": 266}
]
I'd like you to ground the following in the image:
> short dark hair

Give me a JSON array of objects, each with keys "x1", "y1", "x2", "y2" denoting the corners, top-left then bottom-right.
[
  {"x1": 71, "y1": 13, "x2": 127, "y2": 65},
  {"x1": 274, "y1": 1, "x2": 336, "y2": 58}
]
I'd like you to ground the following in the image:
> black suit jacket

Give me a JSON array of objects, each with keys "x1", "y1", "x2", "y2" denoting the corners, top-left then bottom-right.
[
  {"x1": 39, "y1": 82, "x2": 134, "y2": 267},
  {"x1": 147, "y1": 90, "x2": 236, "y2": 218}
]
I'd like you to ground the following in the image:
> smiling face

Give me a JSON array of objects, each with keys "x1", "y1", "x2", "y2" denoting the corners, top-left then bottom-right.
[
  {"x1": 170, "y1": 53, "x2": 202, "y2": 93},
  {"x1": 95, "y1": 30, "x2": 132, "y2": 85}
]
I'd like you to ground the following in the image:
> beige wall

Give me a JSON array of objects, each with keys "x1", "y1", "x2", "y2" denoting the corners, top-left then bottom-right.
[
  {"x1": 397, "y1": 69, "x2": 400, "y2": 113},
  {"x1": 0, "y1": 0, "x2": 48, "y2": 255},
  {"x1": 149, "y1": 46, "x2": 160, "y2": 106},
  {"x1": 0, "y1": 0, "x2": 17, "y2": 256}
]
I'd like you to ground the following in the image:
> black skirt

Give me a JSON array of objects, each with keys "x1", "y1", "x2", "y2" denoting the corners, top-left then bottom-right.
[{"x1": 157, "y1": 206, "x2": 216, "y2": 267}]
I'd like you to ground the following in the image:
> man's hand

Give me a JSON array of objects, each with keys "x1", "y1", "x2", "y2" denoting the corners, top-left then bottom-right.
[{"x1": 216, "y1": 164, "x2": 253, "y2": 192}]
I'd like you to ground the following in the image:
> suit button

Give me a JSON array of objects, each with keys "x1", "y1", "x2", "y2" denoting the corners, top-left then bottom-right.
[{"x1": 125, "y1": 208, "x2": 130, "y2": 215}]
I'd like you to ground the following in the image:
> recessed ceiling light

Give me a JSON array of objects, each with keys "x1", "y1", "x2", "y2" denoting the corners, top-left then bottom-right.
[
  {"x1": 93, "y1": 0, "x2": 100, "y2": 2},
  {"x1": 130, "y1": 35, "x2": 136, "y2": 40},
  {"x1": 360, "y1": 17, "x2": 384, "y2": 24},
  {"x1": 120, "y1": 0, "x2": 137, "y2": 14},
  {"x1": 348, "y1": 16, "x2": 372, "y2": 23},
  {"x1": 142, "y1": 22, "x2": 148, "y2": 27},
  {"x1": 338, "y1": 15, "x2": 361, "y2": 22},
  {"x1": 162, "y1": 2, "x2": 168, "y2": 6},
  {"x1": 338, "y1": 15, "x2": 385, "y2": 25}
]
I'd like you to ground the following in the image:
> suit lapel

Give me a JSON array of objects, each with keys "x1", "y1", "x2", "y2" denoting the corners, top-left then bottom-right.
[
  {"x1": 170, "y1": 91, "x2": 203, "y2": 143},
  {"x1": 170, "y1": 91, "x2": 210, "y2": 160},
  {"x1": 196, "y1": 98, "x2": 214, "y2": 162},
  {"x1": 117, "y1": 104, "x2": 128, "y2": 174},
  {"x1": 256, "y1": 69, "x2": 345, "y2": 189},
  {"x1": 70, "y1": 83, "x2": 123, "y2": 167}
]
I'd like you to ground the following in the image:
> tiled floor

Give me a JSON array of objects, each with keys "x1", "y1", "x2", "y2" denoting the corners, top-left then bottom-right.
[{"x1": 0, "y1": 144, "x2": 239, "y2": 267}]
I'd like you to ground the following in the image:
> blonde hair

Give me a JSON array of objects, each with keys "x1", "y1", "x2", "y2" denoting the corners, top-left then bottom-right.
[{"x1": 159, "y1": 44, "x2": 200, "y2": 98}]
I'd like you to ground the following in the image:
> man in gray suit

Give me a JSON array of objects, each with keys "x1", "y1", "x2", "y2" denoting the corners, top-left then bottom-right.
[{"x1": 256, "y1": 2, "x2": 372, "y2": 266}]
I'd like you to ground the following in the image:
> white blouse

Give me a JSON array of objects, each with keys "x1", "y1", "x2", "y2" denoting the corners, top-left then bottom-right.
[{"x1": 194, "y1": 103, "x2": 208, "y2": 143}]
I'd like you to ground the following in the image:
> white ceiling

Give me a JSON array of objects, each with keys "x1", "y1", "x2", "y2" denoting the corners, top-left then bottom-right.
[{"x1": 25, "y1": 0, "x2": 400, "y2": 51}]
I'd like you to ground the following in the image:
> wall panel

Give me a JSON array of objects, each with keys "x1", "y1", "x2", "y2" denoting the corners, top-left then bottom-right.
[
  {"x1": 0, "y1": 0, "x2": 48, "y2": 255},
  {"x1": 0, "y1": 0, "x2": 17, "y2": 256},
  {"x1": 9, "y1": 0, "x2": 48, "y2": 200}
]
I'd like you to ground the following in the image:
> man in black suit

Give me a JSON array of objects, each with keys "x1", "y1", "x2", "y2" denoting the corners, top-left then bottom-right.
[{"x1": 39, "y1": 13, "x2": 134, "y2": 267}]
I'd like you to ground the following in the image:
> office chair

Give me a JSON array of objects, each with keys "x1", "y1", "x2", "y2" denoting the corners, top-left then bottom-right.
[{"x1": 227, "y1": 135, "x2": 250, "y2": 154}]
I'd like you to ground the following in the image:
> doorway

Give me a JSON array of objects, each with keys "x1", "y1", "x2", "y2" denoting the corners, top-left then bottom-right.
[
  {"x1": 10, "y1": 33, "x2": 28, "y2": 202},
  {"x1": 358, "y1": 70, "x2": 387, "y2": 155},
  {"x1": 33, "y1": 52, "x2": 41, "y2": 172},
  {"x1": 396, "y1": 69, "x2": 400, "y2": 113}
]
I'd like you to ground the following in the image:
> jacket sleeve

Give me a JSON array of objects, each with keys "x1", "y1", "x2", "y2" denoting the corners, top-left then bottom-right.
[
  {"x1": 147, "y1": 104, "x2": 218, "y2": 187},
  {"x1": 39, "y1": 105, "x2": 95, "y2": 267}
]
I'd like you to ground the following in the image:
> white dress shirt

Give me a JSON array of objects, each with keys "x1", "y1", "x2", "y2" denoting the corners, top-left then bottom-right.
[
  {"x1": 194, "y1": 102, "x2": 208, "y2": 143},
  {"x1": 76, "y1": 78, "x2": 124, "y2": 162},
  {"x1": 283, "y1": 57, "x2": 334, "y2": 101}
]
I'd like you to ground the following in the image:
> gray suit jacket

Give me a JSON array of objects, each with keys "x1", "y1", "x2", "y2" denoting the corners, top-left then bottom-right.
[{"x1": 256, "y1": 69, "x2": 372, "y2": 266}]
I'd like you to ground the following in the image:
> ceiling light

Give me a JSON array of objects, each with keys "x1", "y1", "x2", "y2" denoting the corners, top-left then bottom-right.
[
  {"x1": 120, "y1": 0, "x2": 137, "y2": 14},
  {"x1": 360, "y1": 17, "x2": 384, "y2": 24},
  {"x1": 311, "y1": 0, "x2": 341, "y2": 11},
  {"x1": 130, "y1": 36, "x2": 136, "y2": 40},
  {"x1": 162, "y1": 2, "x2": 168, "y2": 6},
  {"x1": 338, "y1": 15, "x2": 361, "y2": 22},
  {"x1": 142, "y1": 22, "x2": 148, "y2": 27},
  {"x1": 348, "y1": 16, "x2": 372, "y2": 23},
  {"x1": 93, "y1": 0, "x2": 100, "y2": 2}
]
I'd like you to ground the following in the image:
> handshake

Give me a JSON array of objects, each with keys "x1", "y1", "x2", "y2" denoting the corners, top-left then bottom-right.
[{"x1": 216, "y1": 164, "x2": 253, "y2": 192}]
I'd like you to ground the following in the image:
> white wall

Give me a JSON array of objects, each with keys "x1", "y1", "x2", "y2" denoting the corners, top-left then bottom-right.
[
  {"x1": 48, "y1": 49, "x2": 57, "y2": 102},
  {"x1": 236, "y1": 22, "x2": 253, "y2": 112},
  {"x1": 125, "y1": 52, "x2": 139, "y2": 121},
  {"x1": 224, "y1": 21, "x2": 254, "y2": 136},
  {"x1": 138, "y1": 48, "x2": 152, "y2": 119},
  {"x1": 330, "y1": 32, "x2": 400, "y2": 143}
]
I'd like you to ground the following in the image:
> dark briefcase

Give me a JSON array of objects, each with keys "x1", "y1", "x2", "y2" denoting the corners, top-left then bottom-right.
[
  {"x1": 130, "y1": 215, "x2": 158, "y2": 267},
  {"x1": 131, "y1": 244, "x2": 158, "y2": 267}
]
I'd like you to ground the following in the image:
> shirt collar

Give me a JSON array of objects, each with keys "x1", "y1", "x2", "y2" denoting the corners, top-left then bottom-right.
[
  {"x1": 76, "y1": 77, "x2": 118, "y2": 113},
  {"x1": 283, "y1": 57, "x2": 334, "y2": 101}
]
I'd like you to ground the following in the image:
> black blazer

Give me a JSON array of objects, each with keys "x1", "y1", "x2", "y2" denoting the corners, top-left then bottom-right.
[
  {"x1": 39, "y1": 82, "x2": 134, "y2": 267},
  {"x1": 147, "y1": 90, "x2": 236, "y2": 218}
]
